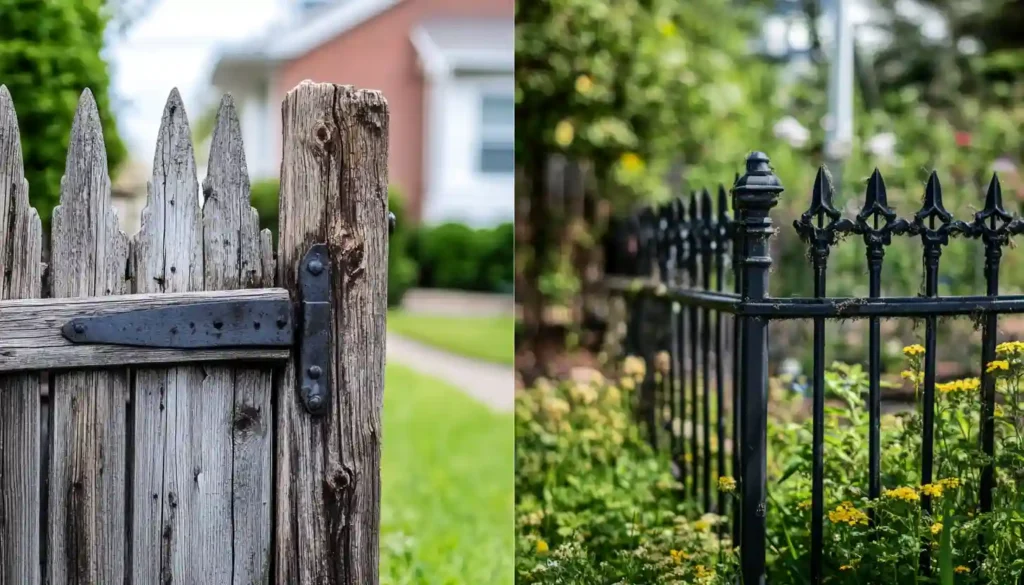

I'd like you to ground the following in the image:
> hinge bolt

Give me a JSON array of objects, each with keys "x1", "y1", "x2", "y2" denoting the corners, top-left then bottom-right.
[
  {"x1": 73, "y1": 322, "x2": 86, "y2": 334},
  {"x1": 307, "y1": 259, "x2": 324, "y2": 275},
  {"x1": 308, "y1": 365, "x2": 322, "y2": 379},
  {"x1": 307, "y1": 392, "x2": 323, "y2": 411}
]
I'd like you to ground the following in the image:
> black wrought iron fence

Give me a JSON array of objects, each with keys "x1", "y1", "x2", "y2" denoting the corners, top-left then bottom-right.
[{"x1": 605, "y1": 151, "x2": 1023, "y2": 584}]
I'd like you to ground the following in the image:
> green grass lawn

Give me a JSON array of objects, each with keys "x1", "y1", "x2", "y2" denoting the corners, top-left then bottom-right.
[
  {"x1": 381, "y1": 364, "x2": 513, "y2": 585},
  {"x1": 387, "y1": 311, "x2": 515, "y2": 365}
]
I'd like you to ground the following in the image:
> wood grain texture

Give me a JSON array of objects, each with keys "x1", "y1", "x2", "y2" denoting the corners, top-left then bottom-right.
[
  {"x1": 130, "y1": 88, "x2": 222, "y2": 585},
  {"x1": 48, "y1": 89, "x2": 131, "y2": 585},
  {"x1": 0, "y1": 289, "x2": 292, "y2": 373},
  {"x1": 274, "y1": 81, "x2": 388, "y2": 585},
  {"x1": 202, "y1": 95, "x2": 274, "y2": 585},
  {"x1": 0, "y1": 84, "x2": 44, "y2": 585}
]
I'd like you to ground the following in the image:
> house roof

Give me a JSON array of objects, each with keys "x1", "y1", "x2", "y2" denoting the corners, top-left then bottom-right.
[
  {"x1": 411, "y1": 18, "x2": 513, "y2": 77},
  {"x1": 212, "y1": 0, "x2": 404, "y2": 85}
]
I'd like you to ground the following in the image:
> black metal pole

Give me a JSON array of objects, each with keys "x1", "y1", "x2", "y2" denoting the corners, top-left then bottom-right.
[{"x1": 733, "y1": 152, "x2": 783, "y2": 585}]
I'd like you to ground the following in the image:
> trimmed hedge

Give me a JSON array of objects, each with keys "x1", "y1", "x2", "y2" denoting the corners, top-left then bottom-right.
[{"x1": 412, "y1": 222, "x2": 514, "y2": 293}]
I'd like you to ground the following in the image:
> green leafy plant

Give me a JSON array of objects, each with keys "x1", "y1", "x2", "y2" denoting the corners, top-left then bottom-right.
[
  {"x1": 0, "y1": 0, "x2": 127, "y2": 224},
  {"x1": 517, "y1": 346, "x2": 1024, "y2": 583}
]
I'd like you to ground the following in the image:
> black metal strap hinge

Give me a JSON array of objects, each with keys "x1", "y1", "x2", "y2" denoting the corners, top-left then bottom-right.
[
  {"x1": 297, "y1": 244, "x2": 331, "y2": 416},
  {"x1": 60, "y1": 244, "x2": 334, "y2": 417}
]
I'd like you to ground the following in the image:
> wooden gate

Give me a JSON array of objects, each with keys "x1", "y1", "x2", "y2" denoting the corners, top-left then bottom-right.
[{"x1": 0, "y1": 81, "x2": 388, "y2": 584}]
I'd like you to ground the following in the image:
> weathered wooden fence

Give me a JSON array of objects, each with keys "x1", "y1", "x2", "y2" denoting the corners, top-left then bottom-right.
[{"x1": 0, "y1": 81, "x2": 389, "y2": 584}]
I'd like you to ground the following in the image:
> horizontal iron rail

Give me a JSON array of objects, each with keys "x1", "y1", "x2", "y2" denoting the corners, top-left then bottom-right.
[
  {"x1": 0, "y1": 288, "x2": 294, "y2": 373},
  {"x1": 607, "y1": 278, "x2": 1024, "y2": 319}
]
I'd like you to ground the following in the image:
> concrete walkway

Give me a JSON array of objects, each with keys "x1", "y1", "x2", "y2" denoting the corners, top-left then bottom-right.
[
  {"x1": 386, "y1": 333, "x2": 514, "y2": 412},
  {"x1": 387, "y1": 288, "x2": 515, "y2": 411}
]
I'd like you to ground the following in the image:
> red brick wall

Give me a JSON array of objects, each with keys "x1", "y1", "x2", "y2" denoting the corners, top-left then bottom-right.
[{"x1": 275, "y1": 0, "x2": 513, "y2": 220}]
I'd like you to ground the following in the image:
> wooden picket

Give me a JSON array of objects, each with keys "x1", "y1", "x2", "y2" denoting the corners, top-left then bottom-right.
[
  {"x1": 0, "y1": 84, "x2": 44, "y2": 585},
  {"x1": 0, "y1": 81, "x2": 388, "y2": 585}
]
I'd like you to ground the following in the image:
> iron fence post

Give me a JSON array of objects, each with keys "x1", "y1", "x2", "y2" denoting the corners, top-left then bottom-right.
[{"x1": 732, "y1": 152, "x2": 783, "y2": 585}]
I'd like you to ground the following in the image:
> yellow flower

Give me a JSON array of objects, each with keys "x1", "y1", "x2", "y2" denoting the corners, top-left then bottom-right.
[
  {"x1": 574, "y1": 75, "x2": 593, "y2": 95},
  {"x1": 840, "y1": 564, "x2": 854, "y2": 571},
  {"x1": 619, "y1": 152, "x2": 645, "y2": 174},
  {"x1": 693, "y1": 519, "x2": 710, "y2": 531},
  {"x1": 797, "y1": 499, "x2": 813, "y2": 511},
  {"x1": 939, "y1": 477, "x2": 961, "y2": 490},
  {"x1": 883, "y1": 486, "x2": 920, "y2": 502},
  {"x1": 718, "y1": 476, "x2": 737, "y2": 493},
  {"x1": 955, "y1": 565, "x2": 970, "y2": 574},
  {"x1": 931, "y1": 522, "x2": 943, "y2": 535},
  {"x1": 986, "y1": 360, "x2": 1010, "y2": 373},
  {"x1": 554, "y1": 120, "x2": 574, "y2": 147},
  {"x1": 619, "y1": 377, "x2": 636, "y2": 391},
  {"x1": 920, "y1": 483, "x2": 944, "y2": 498},
  {"x1": 694, "y1": 565, "x2": 714, "y2": 579},
  {"x1": 623, "y1": 356, "x2": 646, "y2": 378},
  {"x1": 901, "y1": 370, "x2": 920, "y2": 383},
  {"x1": 903, "y1": 344, "x2": 925, "y2": 357},
  {"x1": 669, "y1": 549, "x2": 690, "y2": 563},
  {"x1": 996, "y1": 340, "x2": 1024, "y2": 354},
  {"x1": 937, "y1": 378, "x2": 979, "y2": 394},
  {"x1": 536, "y1": 539, "x2": 549, "y2": 554},
  {"x1": 828, "y1": 502, "x2": 868, "y2": 526}
]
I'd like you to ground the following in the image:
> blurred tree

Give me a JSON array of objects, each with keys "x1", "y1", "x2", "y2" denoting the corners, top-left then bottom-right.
[
  {"x1": 0, "y1": 0, "x2": 127, "y2": 225},
  {"x1": 867, "y1": 0, "x2": 1024, "y2": 111},
  {"x1": 515, "y1": 0, "x2": 783, "y2": 365}
]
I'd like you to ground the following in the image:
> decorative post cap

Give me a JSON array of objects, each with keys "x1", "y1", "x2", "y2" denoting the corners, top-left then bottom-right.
[{"x1": 732, "y1": 151, "x2": 784, "y2": 211}]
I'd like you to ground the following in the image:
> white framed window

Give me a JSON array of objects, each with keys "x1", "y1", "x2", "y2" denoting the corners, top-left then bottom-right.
[{"x1": 478, "y1": 93, "x2": 514, "y2": 175}]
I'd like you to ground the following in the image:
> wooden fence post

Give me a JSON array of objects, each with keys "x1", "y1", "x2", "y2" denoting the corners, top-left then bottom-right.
[{"x1": 274, "y1": 81, "x2": 389, "y2": 584}]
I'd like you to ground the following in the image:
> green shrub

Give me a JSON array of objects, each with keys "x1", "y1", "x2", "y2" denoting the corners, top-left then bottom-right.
[
  {"x1": 413, "y1": 222, "x2": 514, "y2": 292},
  {"x1": 515, "y1": 359, "x2": 735, "y2": 584},
  {"x1": 246, "y1": 178, "x2": 417, "y2": 307},
  {"x1": 0, "y1": 0, "x2": 126, "y2": 224},
  {"x1": 386, "y1": 189, "x2": 417, "y2": 307}
]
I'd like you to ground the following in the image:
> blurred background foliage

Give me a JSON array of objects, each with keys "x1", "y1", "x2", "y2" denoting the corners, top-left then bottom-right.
[
  {"x1": 515, "y1": 0, "x2": 1024, "y2": 371},
  {"x1": 0, "y1": 0, "x2": 128, "y2": 226}
]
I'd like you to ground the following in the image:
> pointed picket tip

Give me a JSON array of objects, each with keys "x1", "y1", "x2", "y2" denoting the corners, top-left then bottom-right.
[
  {"x1": 688, "y1": 191, "x2": 699, "y2": 219},
  {"x1": 696, "y1": 188, "x2": 712, "y2": 223},
  {"x1": 717, "y1": 184, "x2": 729, "y2": 218},
  {"x1": 864, "y1": 168, "x2": 888, "y2": 208},
  {"x1": 923, "y1": 171, "x2": 943, "y2": 206},
  {"x1": 205, "y1": 93, "x2": 249, "y2": 193},
  {"x1": 66, "y1": 88, "x2": 108, "y2": 170},
  {"x1": 984, "y1": 173, "x2": 1004, "y2": 212},
  {"x1": 810, "y1": 166, "x2": 835, "y2": 209},
  {"x1": 0, "y1": 84, "x2": 24, "y2": 166}
]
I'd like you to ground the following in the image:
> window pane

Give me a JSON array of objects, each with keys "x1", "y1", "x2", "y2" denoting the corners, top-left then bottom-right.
[
  {"x1": 481, "y1": 94, "x2": 514, "y2": 127},
  {"x1": 480, "y1": 143, "x2": 514, "y2": 174}
]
